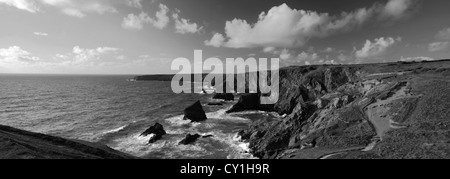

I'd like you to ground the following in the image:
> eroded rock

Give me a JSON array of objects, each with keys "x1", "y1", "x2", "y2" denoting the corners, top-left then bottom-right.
[{"x1": 184, "y1": 101, "x2": 207, "y2": 122}]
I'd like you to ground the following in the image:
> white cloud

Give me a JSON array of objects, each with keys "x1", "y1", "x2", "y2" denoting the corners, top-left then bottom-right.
[
  {"x1": 0, "y1": 46, "x2": 40, "y2": 63},
  {"x1": 337, "y1": 53, "x2": 352, "y2": 62},
  {"x1": 71, "y1": 46, "x2": 120, "y2": 64},
  {"x1": 279, "y1": 49, "x2": 292, "y2": 60},
  {"x1": 62, "y1": 8, "x2": 85, "y2": 18},
  {"x1": 428, "y1": 42, "x2": 449, "y2": 52},
  {"x1": 149, "y1": 3, "x2": 169, "y2": 29},
  {"x1": 297, "y1": 51, "x2": 319, "y2": 62},
  {"x1": 436, "y1": 27, "x2": 450, "y2": 41},
  {"x1": 172, "y1": 12, "x2": 203, "y2": 34},
  {"x1": 122, "y1": 12, "x2": 151, "y2": 30},
  {"x1": 33, "y1": 32, "x2": 48, "y2": 36},
  {"x1": 400, "y1": 56, "x2": 435, "y2": 62},
  {"x1": 127, "y1": 0, "x2": 142, "y2": 9},
  {"x1": 380, "y1": 0, "x2": 415, "y2": 20},
  {"x1": 122, "y1": 4, "x2": 169, "y2": 30},
  {"x1": 69, "y1": 46, "x2": 120, "y2": 64},
  {"x1": 204, "y1": 33, "x2": 225, "y2": 47},
  {"x1": 0, "y1": 0, "x2": 117, "y2": 18},
  {"x1": 356, "y1": 37, "x2": 400, "y2": 59},
  {"x1": 0, "y1": 0, "x2": 40, "y2": 13},
  {"x1": 206, "y1": 0, "x2": 416, "y2": 49}
]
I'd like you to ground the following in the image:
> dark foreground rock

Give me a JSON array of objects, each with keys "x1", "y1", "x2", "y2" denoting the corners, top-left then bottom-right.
[
  {"x1": 0, "y1": 125, "x2": 136, "y2": 159},
  {"x1": 213, "y1": 93, "x2": 234, "y2": 101},
  {"x1": 184, "y1": 101, "x2": 207, "y2": 122},
  {"x1": 179, "y1": 134, "x2": 202, "y2": 145},
  {"x1": 140, "y1": 123, "x2": 166, "y2": 144}
]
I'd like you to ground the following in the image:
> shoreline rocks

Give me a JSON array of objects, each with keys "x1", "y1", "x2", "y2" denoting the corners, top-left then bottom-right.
[
  {"x1": 140, "y1": 123, "x2": 166, "y2": 144},
  {"x1": 184, "y1": 101, "x2": 207, "y2": 122},
  {"x1": 213, "y1": 93, "x2": 234, "y2": 101},
  {"x1": 179, "y1": 134, "x2": 202, "y2": 145}
]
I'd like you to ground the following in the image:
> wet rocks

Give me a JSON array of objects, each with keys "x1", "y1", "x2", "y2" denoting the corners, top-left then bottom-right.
[
  {"x1": 183, "y1": 101, "x2": 207, "y2": 122},
  {"x1": 227, "y1": 93, "x2": 261, "y2": 113},
  {"x1": 227, "y1": 93, "x2": 273, "y2": 113},
  {"x1": 179, "y1": 134, "x2": 202, "y2": 145},
  {"x1": 213, "y1": 93, "x2": 234, "y2": 101},
  {"x1": 141, "y1": 123, "x2": 166, "y2": 144}
]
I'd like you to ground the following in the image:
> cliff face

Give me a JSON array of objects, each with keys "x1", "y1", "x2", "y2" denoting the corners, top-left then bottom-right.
[
  {"x1": 0, "y1": 125, "x2": 136, "y2": 159},
  {"x1": 233, "y1": 60, "x2": 450, "y2": 159}
]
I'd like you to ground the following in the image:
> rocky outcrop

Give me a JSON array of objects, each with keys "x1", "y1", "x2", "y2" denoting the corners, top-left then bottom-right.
[
  {"x1": 226, "y1": 93, "x2": 274, "y2": 113},
  {"x1": 213, "y1": 93, "x2": 234, "y2": 101},
  {"x1": 230, "y1": 61, "x2": 450, "y2": 159},
  {"x1": 0, "y1": 125, "x2": 136, "y2": 159},
  {"x1": 140, "y1": 123, "x2": 166, "y2": 144},
  {"x1": 183, "y1": 101, "x2": 207, "y2": 122},
  {"x1": 179, "y1": 134, "x2": 201, "y2": 145}
]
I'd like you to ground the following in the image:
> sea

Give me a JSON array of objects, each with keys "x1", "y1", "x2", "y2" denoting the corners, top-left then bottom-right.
[{"x1": 0, "y1": 74, "x2": 277, "y2": 159}]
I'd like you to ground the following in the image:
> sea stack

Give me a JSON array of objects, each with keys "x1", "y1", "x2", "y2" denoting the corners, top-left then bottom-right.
[
  {"x1": 140, "y1": 123, "x2": 166, "y2": 143},
  {"x1": 183, "y1": 101, "x2": 207, "y2": 122},
  {"x1": 179, "y1": 134, "x2": 202, "y2": 145}
]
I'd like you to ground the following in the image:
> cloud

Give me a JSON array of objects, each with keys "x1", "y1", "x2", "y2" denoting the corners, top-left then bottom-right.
[
  {"x1": 0, "y1": 0, "x2": 117, "y2": 18},
  {"x1": 33, "y1": 32, "x2": 48, "y2": 36},
  {"x1": 122, "y1": 12, "x2": 150, "y2": 30},
  {"x1": 149, "y1": 3, "x2": 170, "y2": 29},
  {"x1": 0, "y1": 0, "x2": 40, "y2": 13},
  {"x1": 62, "y1": 8, "x2": 85, "y2": 18},
  {"x1": 172, "y1": 12, "x2": 203, "y2": 34},
  {"x1": 400, "y1": 56, "x2": 435, "y2": 62},
  {"x1": 279, "y1": 49, "x2": 292, "y2": 60},
  {"x1": 204, "y1": 33, "x2": 225, "y2": 47},
  {"x1": 380, "y1": 0, "x2": 416, "y2": 21},
  {"x1": 71, "y1": 46, "x2": 120, "y2": 64},
  {"x1": 122, "y1": 3, "x2": 169, "y2": 30},
  {"x1": 0, "y1": 46, "x2": 40, "y2": 63},
  {"x1": 436, "y1": 27, "x2": 450, "y2": 41},
  {"x1": 127, "y1": 0, "x2": 142, "y2": 9},
  {"x1": 428, "y1": 42, "x2": 449, "y2": 52},
  {"x1": 356, "y1": 37, "x2": 400, "y2": 59},
  {"x1": 296, "y1": 51, "x2": 319, "y2": 62},
  {"x1": 205, "y1": 0, "x2": 416, "y2": 49}
]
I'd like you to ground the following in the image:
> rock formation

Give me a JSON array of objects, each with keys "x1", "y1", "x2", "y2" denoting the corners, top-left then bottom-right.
[
  {"x1": 183, "y1": 101, "x2": 207, "y2": 122},
  {"x1": 140, "y1": 123, "x2": 166, "y2": 144},
  {"x1": 213, "y1": 93, "x2": 234, "y2": 101},
  {"x1": 229, "y1": 60, "x2": 450, "y2": 159},
  {"x1": 179, "y1": 134, "x2": 202, "y2": 145}
]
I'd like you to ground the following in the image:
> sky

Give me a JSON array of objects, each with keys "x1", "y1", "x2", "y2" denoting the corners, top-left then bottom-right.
[{"x1": 1, "y1": 0, "x2": 450, "y2": 74}]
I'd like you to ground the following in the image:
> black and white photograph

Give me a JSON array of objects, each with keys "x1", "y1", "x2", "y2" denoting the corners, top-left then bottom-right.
[{"x1": 1, "y1": 0, "x2": 449, "y2": 167}]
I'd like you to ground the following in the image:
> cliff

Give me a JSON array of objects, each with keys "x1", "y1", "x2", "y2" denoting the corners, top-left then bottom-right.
[
  {"x1": 231, "y1": 60, "x2": 450, "y2": 159},
  {"x1": 0, "y1": 125, "x2": 136, "y2": 159}
]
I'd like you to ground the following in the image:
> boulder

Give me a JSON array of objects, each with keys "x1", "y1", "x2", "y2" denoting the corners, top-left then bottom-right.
[
  {"x1": 183, "y1": 101, "x2": 207, "y2": 122},
  {"x1": 140, "y1": 123, "x2": 166, "y2": 137},
  {"x1": 179, "y1": 134, "x2": 202, "y2": 145},
  {"x1": 213, "y1": 93, "x2": 234, "y2": 101},
  {"x1": 140, "y1": 123, "x2": 166, "y2": 144},
  {"x1": 148, "y1": 135, "x2": 163, "y2": 144}
]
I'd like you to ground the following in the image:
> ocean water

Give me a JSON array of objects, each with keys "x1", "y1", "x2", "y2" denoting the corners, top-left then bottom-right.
[{"x1": 0, "y1": 74, "x2": 271, "y2": 159}]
